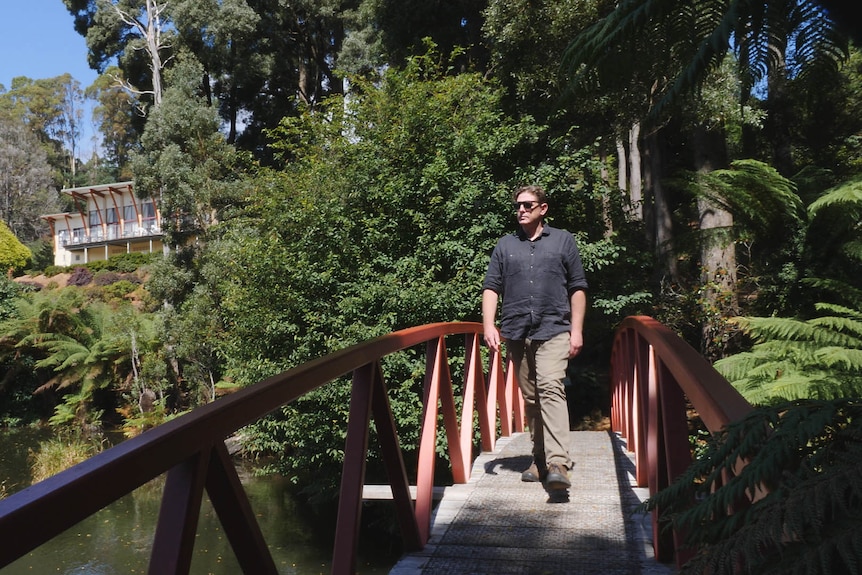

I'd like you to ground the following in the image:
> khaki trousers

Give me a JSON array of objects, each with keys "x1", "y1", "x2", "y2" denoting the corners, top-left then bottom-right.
[{"x1": 507, "y1": 332, "x2": 572, "y2": 469}]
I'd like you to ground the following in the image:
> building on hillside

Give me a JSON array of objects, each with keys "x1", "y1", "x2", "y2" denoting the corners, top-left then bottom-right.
[{"x1": 40, "y1": 182, "x2": 164, "y2": 267}]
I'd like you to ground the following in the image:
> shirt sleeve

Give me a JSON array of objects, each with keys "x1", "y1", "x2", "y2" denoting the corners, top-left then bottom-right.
[
  {"x1": 482, "y1": 239, "x2": 505, "y2": 294},
  {"x1": 563, "y1": 233, "x2": 589, "y2": 295}
]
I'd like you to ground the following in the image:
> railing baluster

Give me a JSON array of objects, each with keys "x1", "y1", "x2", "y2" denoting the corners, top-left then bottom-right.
[
  {"x1": 205, "y1": 442, "x2": 279, "y2": 575},
  {"x1": 415, "y1": 338, "x2": 443, "y2": 543},
  {"x1": 369, "y1": 362, "x2": 422, "y2": 551},
  {"x1": 149, "y1": 447, "x2": 211, "y2": 575},
  {"x1": 332, "y1": 363, "x2": 376, "y2": 575},
  {"x1": 435, "y1": 337, "x2": 467, "y2": 484}
]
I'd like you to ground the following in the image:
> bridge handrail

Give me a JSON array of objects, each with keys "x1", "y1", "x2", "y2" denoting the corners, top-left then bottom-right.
[
  {"x1": 610, "y1": 315, "x2": 753, "y2": 566},
  {"x1": 0, "y1": 321, "x2": 523, "y2": 575}
]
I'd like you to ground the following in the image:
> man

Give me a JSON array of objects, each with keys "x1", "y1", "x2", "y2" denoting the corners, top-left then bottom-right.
[{"x1": 482, "y1": 184, "x2": 588, "y2": 490}]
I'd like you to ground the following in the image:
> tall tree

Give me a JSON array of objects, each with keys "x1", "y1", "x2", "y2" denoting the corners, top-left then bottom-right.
[
  {"x1": 168, "y1": 0, "x2": 260, "y2": 142},
  {"x1": 0, "y1": 113, "x2": 58, "y2": 242},
  {"x1": 131, "y1": 54, "x2": 239, "y2": 248},
  {"x1": 64, "y1": 0, "x2": 174, "y2": 112},
  {"x1": 0, "y1": 75, "x2": 86, "y2": 188}
]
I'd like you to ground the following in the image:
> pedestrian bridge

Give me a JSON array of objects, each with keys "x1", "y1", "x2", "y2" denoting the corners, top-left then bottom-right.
[{"x1": 0, "y1": 317, "x2": 753, "y2": 574}]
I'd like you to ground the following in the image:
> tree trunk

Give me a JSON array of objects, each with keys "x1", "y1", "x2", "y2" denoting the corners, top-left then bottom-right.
[
  {"x1": 766, "y1": 51, "x2": 794, "y2": 177},
  {"x1": 691, "y1": 125, "x2": 737, "y2": 359},
  {"x1": 627, "y1": 122, "x2": 643, "y2": 221},
  {"x1": 600, "y1": 150, "x2": 614, "y2": 238},
  {"x1": 644, "y1": 129, "x2": 678, "y2": 283},
  {"x1": 145, "y1": 0, "x2": 164, "y2": 106}
]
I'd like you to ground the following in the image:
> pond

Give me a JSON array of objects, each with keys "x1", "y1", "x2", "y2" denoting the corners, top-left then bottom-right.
[{"x1": 0, "y1": 428, "x2": 399, "y2": 575}]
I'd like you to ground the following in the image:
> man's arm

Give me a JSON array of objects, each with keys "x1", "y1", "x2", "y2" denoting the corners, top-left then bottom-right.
[
  {"x1": 482, "y1": 289, "x2": 501, "y2": 352},
  {"x1": 568, "y1": 289, "x2": 586, "y2": 358}
]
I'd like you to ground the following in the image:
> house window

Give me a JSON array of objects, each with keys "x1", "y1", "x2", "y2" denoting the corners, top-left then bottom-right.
[{"x1": 142, "y1": 202, "x2": 157, "y2": 232}]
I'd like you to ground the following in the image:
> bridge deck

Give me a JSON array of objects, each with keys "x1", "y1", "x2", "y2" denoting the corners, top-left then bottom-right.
[{"x1": 389, "y1": 430, "x2": 677, "y2": 575}]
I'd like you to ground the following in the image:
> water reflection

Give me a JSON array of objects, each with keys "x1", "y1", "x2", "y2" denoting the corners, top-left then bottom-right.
[{"x1": 0, "y1": 429, "x2": 396, "y2": 575}]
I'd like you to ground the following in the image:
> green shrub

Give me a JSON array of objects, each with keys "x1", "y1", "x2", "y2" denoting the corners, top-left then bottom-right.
[
  {"x1": 0, "y1": 221, "x2": 31, "y2": 274},
  {"x1": 43, "y1": 265, "x2": 69, "y2": 277},
  {"x1": 86, "y1": 253, "x2": 157, "y2": 274},
  {"x1": 102, "y1": 280, "x2": 138, "y2": 299}
]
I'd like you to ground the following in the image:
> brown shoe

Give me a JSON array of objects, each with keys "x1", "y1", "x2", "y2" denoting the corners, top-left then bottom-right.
[
  {"x1": 521, "y1": 460, "x2": 546, "y2": 482},
  {"x1": 545, "y1": 463, "x2": 571, "y2": 490}
]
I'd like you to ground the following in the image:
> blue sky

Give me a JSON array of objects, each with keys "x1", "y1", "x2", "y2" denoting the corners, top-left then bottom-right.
[
  {"x1": 1, "y1": 0, "x2": 100, "y2": 155},
  {"x1": 1, "y1": 0, "x2": 97, "y2": 90}
]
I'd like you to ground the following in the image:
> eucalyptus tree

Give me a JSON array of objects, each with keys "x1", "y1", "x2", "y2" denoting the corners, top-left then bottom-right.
[
  {"x1": 131, "y1": 54, "x2": 240, "y2": 248},
  {"x1": 64, "y1": 0, "x2": 173, "y2": 112},
  {"x1": 0, "y1": 74, "x2": 86, "y2": 188},
  {"x1": 168, "y1": 0, "x2": 259, "y2": 143},
  {"x1": 0, "y1": 113, "x2": 58, "y2": 242}
]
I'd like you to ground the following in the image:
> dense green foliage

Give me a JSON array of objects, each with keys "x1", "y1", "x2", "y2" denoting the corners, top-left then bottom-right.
[
  {"x1": 0, "y1": 220, "x2": 31, "y2": 274},
  {"x1": 642, "y1": 398, "x2": 862, "y2": 575},
  {"x1": 715, "y1": 177, "x2": 862, "y2": 404},
  {"x1": 204, "y1": 47, "x2": 647, "y2": 498}
]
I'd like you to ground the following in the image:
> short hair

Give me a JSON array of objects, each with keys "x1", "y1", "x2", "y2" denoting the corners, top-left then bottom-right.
[{"x1": 513, "y1": 184, "x2": 547, "y2": 205}]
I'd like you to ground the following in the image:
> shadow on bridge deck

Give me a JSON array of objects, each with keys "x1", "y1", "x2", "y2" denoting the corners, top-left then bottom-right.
[{"x1": 389, "y1": 430, "x2": 677, "y2": 575}]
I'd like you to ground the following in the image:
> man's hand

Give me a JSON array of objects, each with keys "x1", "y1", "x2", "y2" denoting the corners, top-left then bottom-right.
[
  {"x1": 484, "y1": 325, "x2": 501, "y2": 353},
  {"x1": 482, "y1": 289, "x2": 501, "y2": 353},
  {"x1": 569, "y1": 330, "x2": 583, "y2": 358}
]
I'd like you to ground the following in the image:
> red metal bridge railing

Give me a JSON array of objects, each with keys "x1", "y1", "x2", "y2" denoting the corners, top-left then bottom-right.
[
  {"x1": 0, "y1": 322, "x2": 523, "y2": 575},
  {"x1": 610, "y1": 315, "x2": 754, "y2": 568},
  {"x1": 2, "y1": 316, "x2": 753, "y2": 573}
]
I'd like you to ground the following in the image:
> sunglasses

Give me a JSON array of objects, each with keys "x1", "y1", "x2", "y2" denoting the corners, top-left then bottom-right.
[{"x1": 513, "y1": 201, "x2": 541, "y2": 211}]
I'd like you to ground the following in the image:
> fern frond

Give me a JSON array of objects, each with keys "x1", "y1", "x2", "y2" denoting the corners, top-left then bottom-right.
[
  {"x1": 647, "y1": 400, "x2": 862, "y2": 575},
  {"x1": 814, "y1": 347, "x2": 862, "y2": 371},
  {"x1": 843, "y1": 239, "x2": 862, "y2": 264},
  {"x1": 737, "y1": 316, "x2": 823, "y2": 343},
  {"x1": 813, "y1": 302, "x2": 862, "y2": 320},
  {"x1": 808, "y1": 176, "x2": 862, "y2": 217},
  {"x1": 803, "y1": 279, "x2": 862, "y2": 310}
]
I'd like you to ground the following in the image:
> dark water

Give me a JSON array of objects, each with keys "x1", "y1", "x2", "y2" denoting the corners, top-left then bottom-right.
[{"x1": 0, "y1": 428, "x2": 397, "y2": 575}]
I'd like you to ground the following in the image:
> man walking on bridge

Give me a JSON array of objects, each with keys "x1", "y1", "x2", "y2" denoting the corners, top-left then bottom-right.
[{"x1": 482, "y1": 184, "x2": 588, "y2": 491}]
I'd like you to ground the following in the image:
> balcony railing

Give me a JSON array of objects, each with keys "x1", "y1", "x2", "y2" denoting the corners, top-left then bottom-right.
[{"x1": 61, "y1": 224, "x2": 162, "y2": 247}]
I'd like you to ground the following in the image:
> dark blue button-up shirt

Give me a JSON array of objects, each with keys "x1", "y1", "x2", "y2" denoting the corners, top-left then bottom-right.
[{"x1": 483, "y1": 225, "x2": 588, "y2": 341}]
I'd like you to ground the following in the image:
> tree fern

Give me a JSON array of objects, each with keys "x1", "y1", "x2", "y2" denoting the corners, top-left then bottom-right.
[
  {"x1": 715, "y1": 176, "x2": 862, "y2": 404},
  {"x1": 561, "y1": 0, "x2": 849, "y2": 117},
  {"x1": 701, "y1": 160, "x2": 804, "y2": 238},
  {"x1": 0, "y1": 289, "x2": 138, "y2": 427},
  {"x1": 641, "y1": 399, "x2": 862, "y2": 575},
  {"x1": 716, "y1": 307, "x2": 862, "y2": 403}
]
